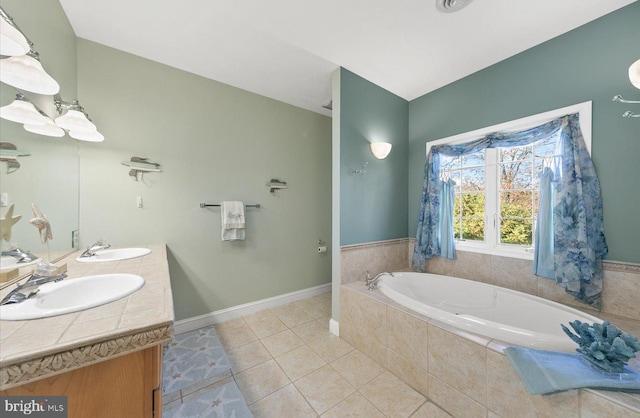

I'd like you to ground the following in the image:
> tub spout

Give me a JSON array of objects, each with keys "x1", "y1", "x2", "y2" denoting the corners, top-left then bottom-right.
[{"x1": 366, "y1": 272, "x2": 394, "y2": 290}]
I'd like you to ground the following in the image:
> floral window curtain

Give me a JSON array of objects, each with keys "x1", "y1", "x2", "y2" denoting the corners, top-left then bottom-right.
[{"x1": 412, "y1": 113, "x2": 607, "y2": 308}]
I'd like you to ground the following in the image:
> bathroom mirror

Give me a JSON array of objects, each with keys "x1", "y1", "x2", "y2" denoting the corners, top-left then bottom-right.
[
  {"x1": 0, "y1": 0, "x2": 80, "y2": 286},
  {"x1": 0, "y1": 86, "x2": 80, "y2": 280}
]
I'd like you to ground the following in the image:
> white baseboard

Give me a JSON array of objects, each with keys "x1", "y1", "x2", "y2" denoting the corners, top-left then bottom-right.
[
  {"x1": 329, "y1": 318, "x2": 339, "y2": 337},
  {"x1": 174, "y1": 282, "x2": 332, "y2": 335}
]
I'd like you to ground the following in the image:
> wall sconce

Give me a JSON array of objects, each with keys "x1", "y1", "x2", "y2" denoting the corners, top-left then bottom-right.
[
  {"x1": 629, "y1": 59, "x2": 640, "y2": 90},
  {"x1": 612, "y1": 59, "x2": 640, "y2": 119},
  {"x1": 370, "y1": 142, "x2": 392, "y2": 159},
  {"x1": 0, "y1": 7, "x2": 59, "y2": 95}
]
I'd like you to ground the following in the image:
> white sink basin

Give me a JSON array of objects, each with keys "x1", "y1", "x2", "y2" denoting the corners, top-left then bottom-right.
[
  {"x1": 0, "y1": 273, "x2": 145, "y2": 320},
  {"x1": 76, "y1": 247, "x2": 151, "y2": 263},
  {"x1": 0, "y1": 256, "x2": 41, "y2": 272}
]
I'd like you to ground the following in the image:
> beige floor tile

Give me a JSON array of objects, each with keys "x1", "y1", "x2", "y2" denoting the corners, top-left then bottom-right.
[
  {"x1": 330, "y1": 350, "x2": 385, "y2": 388},
  {"x1": 214, "y1": 317, "x2": 247, "y2": 332},
  {"x1": 234, "y1": 359, "x2": 291, "y2": 404},
  {"x1": 217, "y1": 323, "x2": 259, "y2": 350},
  {"x1": 261, "y1": 329, "x2": 305, "y2": 357},
  {"x1": 359, "y1": 371, "x2": 425, "y2": 417},
  {"x1": 295, "y1": 299, "x2": 332, "y2": 319},
  {"x1": 295, "y1": 364, "x2": 356, "y2": 415},
  {"x1": 321, "y1": 391, "x2": 386, "y2": 418},
  {"x1": 242, "y1": 309, "x2": 278, "y2": 325},
  {"x1": 226, "y1": 340, "x2": 273, "y2": 374},
  {"x1": 292, "y1": 320, "x2": 331, "y2": 343},
  {"x1": 275, "y1": 345, "x2": 327, "y2": 381},
  {"x1": 410, "y1": 401, "x2": 451, "y2": 417},
  {"x1": 249, "y1": 384, "x2": 317, "y2": 418},
  {"x1": 248, "y1": 315, "x2": 288, "y2": 339},
  {"x1": 316, "y1": 316, "x2": 332, "y2": 329},
  {"x1": 309, "y1": 334, "x2": 354, "y2": 363},
  {"x1": 271, "y1": 304, "x2": 315, "y2": 328}
]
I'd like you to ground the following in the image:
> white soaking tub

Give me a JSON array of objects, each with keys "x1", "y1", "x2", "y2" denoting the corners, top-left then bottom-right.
[{"x1": 377, "y1": 272, "x2": 601, "y2": 352}]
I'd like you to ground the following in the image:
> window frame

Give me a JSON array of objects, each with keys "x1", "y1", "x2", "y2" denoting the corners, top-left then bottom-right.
[{"x1": 425, "y1": 101, "x2": 592, "y2": 260}]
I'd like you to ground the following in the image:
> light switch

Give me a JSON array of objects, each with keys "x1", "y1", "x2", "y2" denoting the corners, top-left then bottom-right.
[
  {"x1": 137, "y1": 196, "x2": 143, "y2": 208},
  {"x1": 0, "y1": 193, "x2": 7, "y2": 207}
]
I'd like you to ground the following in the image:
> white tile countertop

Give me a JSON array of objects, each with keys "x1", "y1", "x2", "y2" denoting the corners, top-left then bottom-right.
[{"x1": 0, "y1": 244, "x2": 174, "y2": 390}]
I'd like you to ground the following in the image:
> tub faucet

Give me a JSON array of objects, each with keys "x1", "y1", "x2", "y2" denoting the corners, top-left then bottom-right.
[
  {"x1": 80, "y1": 240, "x2": 111, "y2": 258},
  {"x1": 0, "y1": 271, "x2": 67, "y2": 305},
  {"x1": 366, "y1": 272, "x2": 395, "y2": 290}
]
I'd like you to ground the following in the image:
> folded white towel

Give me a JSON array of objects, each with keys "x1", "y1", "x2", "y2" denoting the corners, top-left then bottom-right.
[{"x1": 221, "y1": 201, "x2": 245, "y2": 241}]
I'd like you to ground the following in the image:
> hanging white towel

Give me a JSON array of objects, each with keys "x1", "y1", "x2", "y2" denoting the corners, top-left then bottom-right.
[{"x1": 221, "y1": 201, "x2": 245, "y2": 241}]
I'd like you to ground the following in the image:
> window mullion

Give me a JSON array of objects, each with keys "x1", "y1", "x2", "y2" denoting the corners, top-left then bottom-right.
[{"x1": 485, "y1": 149, "x2": 498, "y2": 249}]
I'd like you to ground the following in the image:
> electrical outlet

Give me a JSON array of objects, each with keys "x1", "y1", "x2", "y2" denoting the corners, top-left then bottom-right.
[
  {"x1": 72, "y1": 230, "x2": 79, "y2": 249},
  {"x1": 0, "y1": 193, "x2": 8, "y2": 207}
]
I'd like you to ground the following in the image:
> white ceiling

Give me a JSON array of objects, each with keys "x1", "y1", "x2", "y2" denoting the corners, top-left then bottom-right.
[{"x1": 59, "y1": 0, "x2": 636, "y2": 117}]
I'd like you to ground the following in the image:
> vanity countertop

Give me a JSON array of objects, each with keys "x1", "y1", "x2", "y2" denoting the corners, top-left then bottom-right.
[{"x1": 0, "y1": 244, "x2": 174, "y2": 390}]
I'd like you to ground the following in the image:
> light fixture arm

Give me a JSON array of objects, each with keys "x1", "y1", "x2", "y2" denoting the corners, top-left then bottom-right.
[
  {"x1": 612, "y1": 95, "x2": 640, "y2": 104},
  {"x1": 54, "y1": 94, "x2": 92, "y2": 121}
]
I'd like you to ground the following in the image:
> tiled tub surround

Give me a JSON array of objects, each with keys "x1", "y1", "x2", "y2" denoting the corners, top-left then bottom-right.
[
  {"x1": 340, "y1": 283, "x2": 640, "y2": 417},
  {"x1": 341, "y1": 238, "x2": 640, "y2": 321},
  {"x1": 0, "y1": 244, "x2": 174, "y2": 389}
]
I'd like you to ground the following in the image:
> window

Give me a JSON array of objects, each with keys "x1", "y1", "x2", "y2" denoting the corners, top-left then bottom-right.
[{"x1": 426, "y1": 102, "x2": 592, "y2": 260}]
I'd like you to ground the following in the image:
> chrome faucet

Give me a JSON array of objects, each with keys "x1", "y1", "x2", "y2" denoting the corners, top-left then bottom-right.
[
  {"x1": 366, "y1": 271, "x2": 395, "y2": 290},
  {"x1": 1, "y1": 247, "x2": 37, "y2": 263},
  {"x1": 0, "y1": 271, "x2": 67, "y2": 305},
  {"x1": 79, "y1": 240, "x2": 111, "y2": 258}
]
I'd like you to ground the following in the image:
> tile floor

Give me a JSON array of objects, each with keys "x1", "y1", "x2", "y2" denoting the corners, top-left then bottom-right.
[{"x1": 164, "y1": 292, "x2": 451, "y2": 417}]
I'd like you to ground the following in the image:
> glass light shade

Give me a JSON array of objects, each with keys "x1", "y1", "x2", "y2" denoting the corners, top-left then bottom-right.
[
  {"x1": 55, "y1": 109, "x2": 97, "y2": 132},
  {"x1": 24, "y1": 119, "x2": 65, "y2": 137},
  {"x1": 629, "y1": 59, "x2": 640, "y2": 90},
  {"x1": 69, "y1": 130, "x2": 104, "y2": 142},
  {"x1": 0, "y1": 99, "x2": 50, "y2": 125},
  {"x1": 370, "y1": 142, "x2": 392, "y2": 159},
  {"x1": 0, "y1": 54, "x2": 60, "y2": 94},
  {"x1": 0, "y1": 18, "x2": 30, "y2": 56}
]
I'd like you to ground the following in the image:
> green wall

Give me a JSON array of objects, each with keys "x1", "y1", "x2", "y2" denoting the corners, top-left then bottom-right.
[
  {"x1": 76, "y1": 40, "x2": 332, "y2": 320},
  {"x1": 340, "y1": 68, "x2": 409, "y2": 245},
  {"x1": 408, "y1": 3, "x2": 640, "y2": 263}
]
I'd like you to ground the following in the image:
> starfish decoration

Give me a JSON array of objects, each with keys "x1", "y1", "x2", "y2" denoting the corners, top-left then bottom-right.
[
  {"x1": 29, "y1": 204, "x2": 53, "y2": 244},
  {"x1": 0, "y1": 203, "x2": 22, "y2": 242}
]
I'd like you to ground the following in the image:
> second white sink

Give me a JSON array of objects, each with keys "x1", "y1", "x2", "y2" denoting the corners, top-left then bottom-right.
[
  {"x1": 0, "y1": 273, "x2": 145, "y2": 320},
  {"x1": 76, "y1": 247, "x2": 151, "y2": 263}
]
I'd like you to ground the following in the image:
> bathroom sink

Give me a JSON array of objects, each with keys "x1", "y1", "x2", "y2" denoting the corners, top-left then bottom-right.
[
  {"x1": 0, "y1": 273, "x2": 145, "y2": 320},
  {"x1": 76, "y1": 247, "x2": 151, "y2": 263},
  {"x1": 0, "y1": 256, "x2": 40, "y2": 272}
]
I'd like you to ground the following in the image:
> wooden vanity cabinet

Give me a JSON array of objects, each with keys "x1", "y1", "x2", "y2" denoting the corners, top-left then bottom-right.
[{"x1": 0, "y1": 344, "x2": 163, "y2": 418}]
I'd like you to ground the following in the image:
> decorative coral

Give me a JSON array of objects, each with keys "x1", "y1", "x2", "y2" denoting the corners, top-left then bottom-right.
[{"x1": 562, "y1": 320, "x2": 640, "y2": 373}]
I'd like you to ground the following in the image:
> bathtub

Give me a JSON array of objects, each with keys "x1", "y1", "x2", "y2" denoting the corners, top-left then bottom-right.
[{"x1": 377, "y1": 272, "x2": 601, "y2": 352}]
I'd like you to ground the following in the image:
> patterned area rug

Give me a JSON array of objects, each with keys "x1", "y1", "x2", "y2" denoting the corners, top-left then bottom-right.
[
  {"x1": 163, "y1": 380, "x2": 252, "y2": 418},
  {"x1": 163, "y1": 326, "x2": 232, "y2": 395}
]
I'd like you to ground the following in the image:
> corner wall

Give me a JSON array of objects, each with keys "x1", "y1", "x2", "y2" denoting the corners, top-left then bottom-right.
[{"x1": 76, "y1": 39, "x2": 332, "y2": 320}]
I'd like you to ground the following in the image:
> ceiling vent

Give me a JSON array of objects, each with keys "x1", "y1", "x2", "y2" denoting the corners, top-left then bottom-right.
[{"x1": 436, "y1": 0, "x2": 473, "y2": 13}]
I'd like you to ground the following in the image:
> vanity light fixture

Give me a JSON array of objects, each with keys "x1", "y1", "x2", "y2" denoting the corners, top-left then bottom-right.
[
  {"x1": 0, "y1": 7, "x2": 29, "y2": 56},
  {"x1": 370, "y1": 142, "x2": 393, "y2": 159},
  {"x1": 54, "y1": 95, "x2": 104, "y2": 141},
  {"x1": 0, "y1": 93, "x2": 50, "y2": 126},
  {"x1": 0, "y1": 7, "x2": 60, "y2": 95},
  {"x1": 24, "y1": 115, "x2": 65, "y2": 137}
]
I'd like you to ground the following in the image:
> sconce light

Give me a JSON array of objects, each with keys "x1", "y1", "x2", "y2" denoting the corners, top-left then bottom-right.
[
  {"x1": 0, "y1": 93, "x2": 50, "y2": 125},
  {"x1": 629, "y1": 59, "x2": 640, "y2": 90},
  {"x1": 612, "y1": 58, "x2": 640, "y2": 119},
  {"x1": 24, "y1": 116, "x2": 65, "y2": 137},
  {"x1": 0, "y1": 8, "x2": 29, "y2": 56},
  {"x1": 54, "y1": 95, "x2": 104, "y2": 142},
  {"x1": 369, "y1": 142, "x2": 392, "y2": 159}
]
